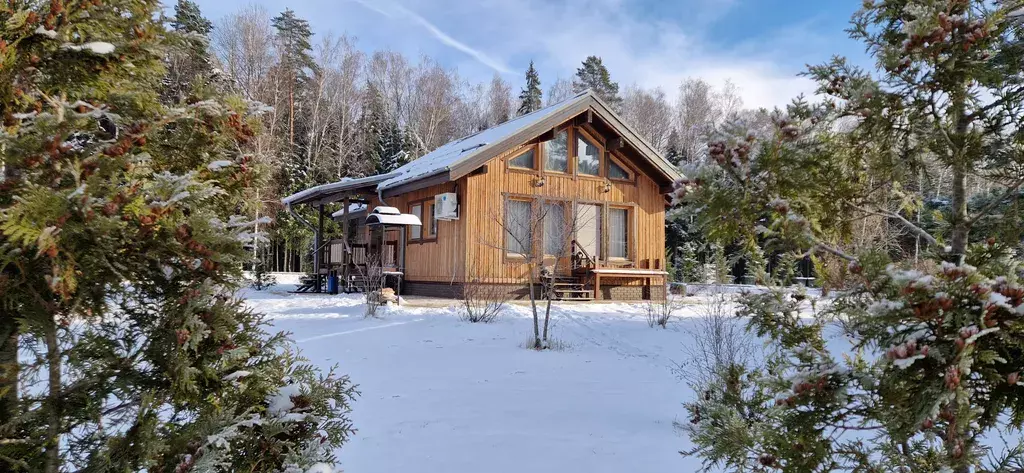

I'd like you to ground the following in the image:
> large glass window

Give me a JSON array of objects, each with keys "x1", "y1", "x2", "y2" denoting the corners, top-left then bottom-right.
[
  {"x1": 543, "y1": 202, "x2": 566, "y2": 256},
  {"x1": 505, "y1": 200, "x2": 532, "y2": 256},
  {"x1": 609, "y1": 207, "x2": 628, "y2": 259},
  {"x1": 426, "y1": 202, "x2": 437, "y2": 237},
  {"x1": 544, "y1": 129, "x2": 569, "y2": 173},
  {"x1": 608, "y1": 159, "x2": 630, "y2": 180},
  {"x1": 509, "y1": 148, "x2": 535, "y2": 169},
  {"x1": 409, "y1": 203, "x2": 422, "y2": 240},
  {"x1": 575, "y1": 204, "x2": 601, "y2": 260},
  {"x1": 576, "y1": 134, "x2": 600, "y2": 176}
]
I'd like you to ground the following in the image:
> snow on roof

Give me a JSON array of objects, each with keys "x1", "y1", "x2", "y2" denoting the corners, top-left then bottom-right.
[
  {"x1": 366, "y1": 212, "x2": 422, "y2": 227},
  {"x1": 330, "y1": 203, "x2": 368, "y2": 218},
  {"x1": 376, "y1": 91, "x2": 593, "y2": 191},
  {"x1": 283, "y1": 89, "x2": 681, "y2": 207},
  {"x1": 281, "y1": 172, "x2": 401, "y2": 207}
]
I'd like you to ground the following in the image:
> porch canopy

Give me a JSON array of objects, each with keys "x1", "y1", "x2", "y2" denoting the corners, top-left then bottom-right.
[
  {"x1": 365, "y1": 206, "x2": 421, "y2": 227},
  {"x1": 281, "y1": 171, "x2": 402, "y2": 210}
]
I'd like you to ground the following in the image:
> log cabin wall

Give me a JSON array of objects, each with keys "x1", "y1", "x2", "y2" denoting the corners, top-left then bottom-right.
[
  {"x1": 460, "y1": 117, "x2": 667, "y2": 285},
  {"x1": 366, "y1": 180, "x2": 467, "y2": 283}
]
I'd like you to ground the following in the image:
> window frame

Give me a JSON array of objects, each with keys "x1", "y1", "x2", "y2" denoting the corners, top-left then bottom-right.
[
  {"x1": 606, "y1": 152, "x2": 635, "y2": 182},
  {"x1": 406, "y1": 200, "x2": 436, "y2": 244},
  {"x1": 606, "y1": 205, "x2": 632, "y2": 261},
  {"x1": 542, "y1": 127, "x2": 571, "y2": 175},
  {"x1": 573, "y1": 127, "x2": 604, "y2": 179},
  {"x1": 573, "y1": 202, "x2": 603, "y2": 262},
  {"x1": 506, "y1": 145, "x2": 539, "y2": 172},
  {"x1": 540, "y1": 199, "x2": 571, "y2": 258},
  {"x1": 503, "y1": 197, "x2": 534, "y2": 259},
  {"x1": 425, "y1": 201, "x2": 437, "y2": 238}
]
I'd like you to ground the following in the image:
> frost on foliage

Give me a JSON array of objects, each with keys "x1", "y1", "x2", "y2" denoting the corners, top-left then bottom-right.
[
  {"x1": 222, "y1": 370, "x2": 251, "y2": 382},
  {"x1": 267, "y1": 382, "x2": 306, "y2": 415},
  {"x1": 207, "y1": 160, "x2": 233, "y2": 171},
  {"x1": 61, "y1": 41, "x2": 116, "y2": 54},
  {"x1": 145, "y1": 171, "x2": 224, "y2": 208},
  {"x1": 246, "y1": 100, "x2": 275, "y2": 115},
  {"x1": 885, "y1": 264, "x2": 933, "y2": 288},
  {"x1": 963, "y1": 326, "x2": 999, "y2": 345},
  {"x1": 305, "y1": 463, "x2": 334, "y2": 473},
  {"x1": 867, "y1": 299, "x2": 904, "y2": 316},
  {"x1": 34, "y1": 25, "x2": 57, "y2": 39}
]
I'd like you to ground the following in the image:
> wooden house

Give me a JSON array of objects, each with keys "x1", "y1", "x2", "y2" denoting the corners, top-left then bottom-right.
[{"x1": 282, "y1": 90, "x2": 681, "y2": 301}]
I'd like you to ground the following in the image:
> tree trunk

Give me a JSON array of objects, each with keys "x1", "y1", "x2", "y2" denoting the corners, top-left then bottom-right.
[
  {"x1": 44, "y1": 321, "x2": 61, "y2": 473},
  {"x1": 526, "y1": 266, "x2": 540, "y2": 349},
  {"x1": 0, "y1": 309, "x2": 17, "y2": 425},
  {"x1": 949, "y1": 164, "x2": 969, "y2": 263}
]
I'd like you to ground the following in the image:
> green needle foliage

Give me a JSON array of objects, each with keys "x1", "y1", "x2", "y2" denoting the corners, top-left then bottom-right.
[
  {"x1": 0, "y1": 1, "x2": 355, "y2": 472},
  {"x1": 677, "y1": 1, "x2": 1024, "y2": 471}
]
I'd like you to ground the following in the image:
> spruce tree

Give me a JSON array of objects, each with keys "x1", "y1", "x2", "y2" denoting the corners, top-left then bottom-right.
[
  {"x1": 679, "y1": 1, "x2": 1024, "y2": 471},
  {"x1": 664, "y1": 129, "x2": 683, "y2": 166},
  {"x1": 516, "y1": 61, "x2": 543, "y2": 116},
  {"x1": 272, "y1": 8, "x2": 316, "y2": 194},
  {"x1": 572, "y1": 56, "x2": 621, "y2": 108},
  {"x1": 0, "y1": 2, "x2": 355, "y2": 471},
  {"x1": 171, "y1": 0, "x2": 213, "y2": 35},
  {"x1": 163, "y1": 0, "x2": 215, "y2": 104}
]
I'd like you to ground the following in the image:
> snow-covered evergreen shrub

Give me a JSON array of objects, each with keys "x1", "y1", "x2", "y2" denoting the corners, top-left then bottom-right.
[{"x1": 0, "y1": 2, "x2": 356, "y2": 471}]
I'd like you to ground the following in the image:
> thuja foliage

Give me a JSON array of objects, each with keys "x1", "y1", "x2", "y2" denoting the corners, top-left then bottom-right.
[
  {"x1": 0, "y1": 1, "x2": 354, "y2": 472},
  {"x1": 676, "y1": 1, "x2": 1024, "y2": 471}
]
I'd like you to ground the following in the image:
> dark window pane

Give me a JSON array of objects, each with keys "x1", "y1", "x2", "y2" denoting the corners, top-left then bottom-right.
[
  {"x1": 577, "y1": 135, "x2": 600, "y2": 176},
  {"x1": 544, "y1": 130, "x2": 568, "y2": 172},
  {"x1": 609, "y1": 160, "x2": 630, "y2": 180},
  {"x1": 509, "y1": 149, "x2": 535, "y2": 168}
]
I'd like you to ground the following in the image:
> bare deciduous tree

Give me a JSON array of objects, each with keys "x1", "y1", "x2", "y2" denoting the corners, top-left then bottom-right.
[
  {"x1": 485, "y1": 74, "x2": 513, "y2": 127},
  {"x1": 621, "y1": 85, "x2": 673, "y2": 151},
  {"x1": 484, "y1": 196, "x2": 593, "y2": 349},
  {"x1": 674, "y1": 78, "x2": 743, "y2": 163},
  {"x1": 546, "y1": 77, "x2": 575, "y2": 105}
]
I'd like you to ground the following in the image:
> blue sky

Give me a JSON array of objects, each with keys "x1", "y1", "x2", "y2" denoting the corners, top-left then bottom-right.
[{"x1": 190, "y1": 0, "x2": 869, "y2": 109}]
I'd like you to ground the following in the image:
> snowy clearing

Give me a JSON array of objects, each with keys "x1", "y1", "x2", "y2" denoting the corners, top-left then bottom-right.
[{"x1": 243, "y1": 284, "x2": 721, "y2": 472}]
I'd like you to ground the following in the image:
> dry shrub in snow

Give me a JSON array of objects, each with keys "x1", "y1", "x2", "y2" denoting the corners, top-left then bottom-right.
[
  {"x1": 675, "y1": 290, "x2": 761, "y2": 389},
  {"x1": 358, "y1": 254, "x2": 389, "y2": 318},
  {"x1": 459, "y1": 277, "x2": 510, "y2": 323},
  {"x1": 643, "y1": 291, "x2": 684, "y2": 328}
]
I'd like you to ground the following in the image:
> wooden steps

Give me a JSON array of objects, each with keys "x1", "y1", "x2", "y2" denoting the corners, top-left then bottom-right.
[{"x1": 546, "y1": 277, "x2": 594, "y2": 301}]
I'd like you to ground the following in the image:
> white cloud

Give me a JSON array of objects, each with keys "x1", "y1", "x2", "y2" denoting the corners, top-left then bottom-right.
[
  {"x1": 497, "y1": 0, "x2": 818, "y2": 109},
  {"x1": 351, "y1": 0, "x2": 514, "y2": 74},
  {"x1": 338, "y1": 0, "x2": 827, "y2": 109}
]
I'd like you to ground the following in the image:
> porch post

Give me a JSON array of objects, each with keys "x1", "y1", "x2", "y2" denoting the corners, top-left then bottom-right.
[
  {"x1": 342, "y1": 197, "x2": 350, "y2": 292},
  {"x1": 314, "y1": 203, "x2": 324, "y2": 292}
]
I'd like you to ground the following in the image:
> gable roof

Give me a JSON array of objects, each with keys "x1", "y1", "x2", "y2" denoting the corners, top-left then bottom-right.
[{"x1": 282, "y1": 90, "x2": 681, "y2": 207}]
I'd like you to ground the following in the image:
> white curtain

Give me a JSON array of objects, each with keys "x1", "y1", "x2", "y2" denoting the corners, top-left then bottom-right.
[
  {"x1": 576, "y1": 204, "x2": 601, "y2": 260},
  {"x1": 609, "y1": 208, "x2": 627, "y2": 259},
  {"x1": 544, "y1": 203, "x2": 565, "y2": 255},
  {"x1": 505, "y1": 200, "x2": 532, "y2": 255},
  {"x1": 409, "y1": 204, "x2": 422, "y2": 239}
]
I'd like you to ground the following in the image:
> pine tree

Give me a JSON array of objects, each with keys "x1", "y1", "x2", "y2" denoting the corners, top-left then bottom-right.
[
  {"x1": 375, "y1": 119, "x2": 410, "y2": 174},
  {"x1": 664, "y1": 129, "x2": 683, "y2": 166},
  {"x1": 171, "y1": 0, "x2": 213, "y2": 35},
  {"x1": 0, "y1": 2, "x2": 355, "y2": 471},
  {"x1": 517, "y1": 61, "x2": 543, "y2": 116},
  {"x1": 272, "y1": 9, "x2": 315, "y2": 150},
  {"x1": 679, "y1": 1, "x2": 1024, "y2": 471},
  {"x1": 572, "y1": 56, "x2": 621, "y2": 108},
  {"x1": 163, "y1": 0, "x2": 216, "y2": 104}
]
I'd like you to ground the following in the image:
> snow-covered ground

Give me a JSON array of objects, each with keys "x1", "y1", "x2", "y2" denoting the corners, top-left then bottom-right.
[{"x1": 244, "y1": 284, "x2": 721, "y2": 472}]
